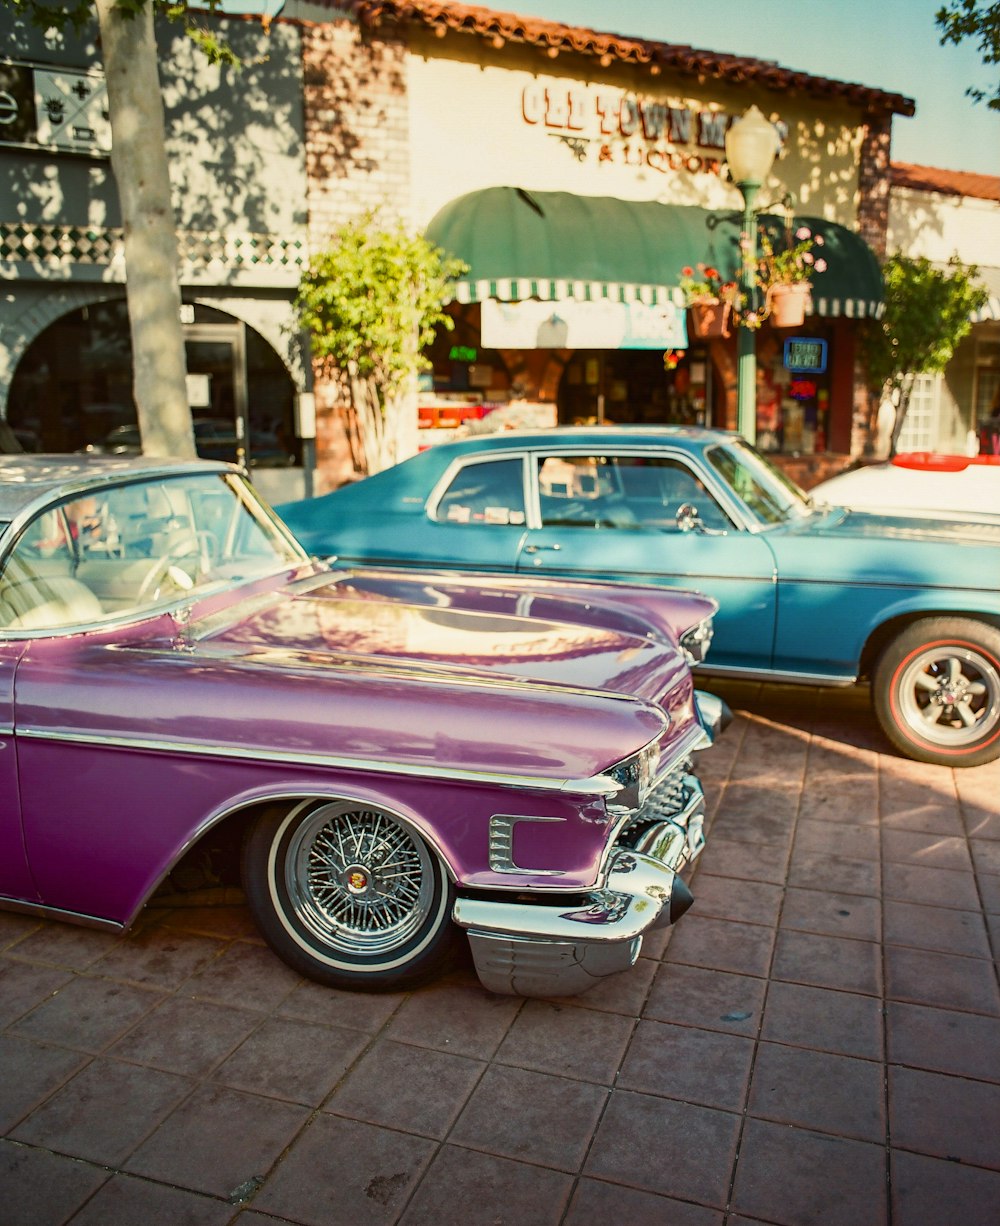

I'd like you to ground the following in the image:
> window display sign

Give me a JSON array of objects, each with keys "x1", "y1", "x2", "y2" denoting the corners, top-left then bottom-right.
[
  {"x1": 784, "y1": 337, "x2": 828, "y2": 373},
  {"x1": 0, "y1": 61, "x2": 110, "y2": 154},
  {"x1": 481, "y1": 298, "x2": 687, "y2": 350}
]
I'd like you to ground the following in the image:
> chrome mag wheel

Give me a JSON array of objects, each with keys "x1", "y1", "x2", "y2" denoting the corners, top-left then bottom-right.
[{"x1": 874, "y1": 617, "x2": 1000, "y2": 767}]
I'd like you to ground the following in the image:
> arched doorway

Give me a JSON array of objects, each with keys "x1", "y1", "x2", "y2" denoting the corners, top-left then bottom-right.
[{"x1": 7, "y1": 299, "x2": 298, "y2": 470}]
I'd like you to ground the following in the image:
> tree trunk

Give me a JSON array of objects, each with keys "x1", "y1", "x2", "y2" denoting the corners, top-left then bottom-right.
[
  {"x1": 888, "y1": 376, "x2": 916, "y2": 456},
  {"x1": 95, "y1": 0, "x2": 195, "y2": 458}
]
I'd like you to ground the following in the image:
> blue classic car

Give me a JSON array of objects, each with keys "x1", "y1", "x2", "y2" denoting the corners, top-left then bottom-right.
[{"x1": 280, "y1": 427, "x2": 1000, "y2": 768}]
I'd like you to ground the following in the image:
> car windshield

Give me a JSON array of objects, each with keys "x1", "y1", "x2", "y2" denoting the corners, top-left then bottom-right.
[
  {"x1": 706, "y1": 440, "x2": 813, "y2": 525},
  {"x1": 0, "y1": 471, "x2": 307, "y2": 632}
]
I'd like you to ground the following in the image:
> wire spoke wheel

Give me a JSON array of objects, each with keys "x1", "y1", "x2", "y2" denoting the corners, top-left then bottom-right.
[
  {"x1": 288, "y1": 803, "x2": 434, "y2": 956},
  {"x1": 243, "y1": 798, "x2": 458, "y2": 990}
]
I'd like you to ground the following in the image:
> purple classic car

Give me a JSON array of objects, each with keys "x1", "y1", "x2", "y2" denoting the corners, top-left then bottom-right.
[{"x1": 0, "y1": 456, "x2": 725, "y2": 996}]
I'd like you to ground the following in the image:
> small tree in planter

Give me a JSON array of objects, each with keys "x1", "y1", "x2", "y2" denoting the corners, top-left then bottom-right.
[
  {"x1": 296, "y1": 215, "x2": 467, "y2": 475},
  {"x1": 860, "y1": 254, "x2": 988, "y2": 455}
]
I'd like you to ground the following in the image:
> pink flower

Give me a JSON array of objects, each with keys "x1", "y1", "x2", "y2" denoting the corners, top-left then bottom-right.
[
  {"x1": 814, "y1": 258, "x2": 828, "y2": 273},
  {"x1": 795, "y1": 226, "x2": 812, "y2": 240},
  {"x1": 802, "y1": 252, "x2": 814, "y2": 265},
  {"x1": 814, "y1": 235, "x2": 825, "y2": 246}
]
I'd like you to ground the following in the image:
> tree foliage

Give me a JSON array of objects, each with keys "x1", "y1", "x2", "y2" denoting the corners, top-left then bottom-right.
[
  {"x1": 296, "y1": 216, "x2": 467, "y2": 473},
  {"x1": 860, "y1": 254, "x2": 989, "y2": 452},
  {"x1": 936, "y1": 1, "x2": 1000, "y2": 110},
  {"x1": 9, "y1": 0, "x2": 239, "y2": 68}
]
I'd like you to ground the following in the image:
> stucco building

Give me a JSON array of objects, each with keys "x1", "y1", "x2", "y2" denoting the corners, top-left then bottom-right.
[{"x1": 8, "y1": 1, "x2": 992, "y2": 495}]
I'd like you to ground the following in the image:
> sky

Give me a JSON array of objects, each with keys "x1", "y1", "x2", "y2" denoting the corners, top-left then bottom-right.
[{"x1": 517, "y1": 0, "x2": 1000, "y2": 176}]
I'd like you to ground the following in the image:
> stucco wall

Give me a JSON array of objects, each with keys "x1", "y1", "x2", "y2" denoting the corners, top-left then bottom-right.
[{"x1": 405, "y1": 35, "x2": 867, "y2": 231}]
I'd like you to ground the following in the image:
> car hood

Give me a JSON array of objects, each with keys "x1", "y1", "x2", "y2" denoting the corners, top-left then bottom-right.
[
  {"x1": 772, "y1": 506, "x2": 1000, "y2": 587},
  {"x1": 189, "y1": 569, "x2": 691, "y2": 713}
]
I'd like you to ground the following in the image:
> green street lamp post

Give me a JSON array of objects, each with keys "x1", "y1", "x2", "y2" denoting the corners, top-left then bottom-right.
[{"x1": 724, "y1": 106, "x2": 779, "y2": 445}]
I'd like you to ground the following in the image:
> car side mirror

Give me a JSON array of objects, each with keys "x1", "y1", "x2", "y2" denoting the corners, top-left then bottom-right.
[{"x1": 676, "y1": 503, "x2": 701, "y2": 533}]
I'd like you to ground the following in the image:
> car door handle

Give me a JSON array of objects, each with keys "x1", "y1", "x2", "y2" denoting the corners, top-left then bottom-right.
[{"x1": 523, "y1": 543, "x2": 561, "y2": 553}]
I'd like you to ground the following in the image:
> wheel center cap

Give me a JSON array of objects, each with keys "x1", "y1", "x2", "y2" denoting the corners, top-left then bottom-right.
[{"x1": 344, "y1": 865, "x2": 371, "y2": 895}]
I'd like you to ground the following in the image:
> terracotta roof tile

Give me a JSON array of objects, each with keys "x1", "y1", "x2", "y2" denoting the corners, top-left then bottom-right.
[
  {"x1": 891, "y1": 162, "x2": 1000, "y2": 203},
  {"x1": 334, "y1": 0, "x2": 914, "y2": 116}
]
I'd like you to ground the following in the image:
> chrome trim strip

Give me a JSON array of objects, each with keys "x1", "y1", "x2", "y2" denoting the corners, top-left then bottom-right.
[
  {"x1": 695, "y1": 662, "x2": 857, "y2": 687},
  {"x1": 0, "y1": 895, "x2": 124, "y2": 932},
  {"x1": 16, "y1": 725, "x2": 626, "y2": 797}
]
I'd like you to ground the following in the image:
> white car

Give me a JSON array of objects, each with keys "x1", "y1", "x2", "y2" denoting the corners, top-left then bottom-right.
[{"x1": 811, "y1": 453, "x2": 1000, "y2": 523}]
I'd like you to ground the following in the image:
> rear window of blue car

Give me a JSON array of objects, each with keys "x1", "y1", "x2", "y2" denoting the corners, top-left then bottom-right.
[{"x1": 433, "y1": 458, "x2": 527, "y2": 526}]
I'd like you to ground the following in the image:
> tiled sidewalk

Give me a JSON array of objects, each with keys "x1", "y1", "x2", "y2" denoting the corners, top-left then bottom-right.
[{"x1": 2, "y1": 680, "x2": 999, "y2": 1225}]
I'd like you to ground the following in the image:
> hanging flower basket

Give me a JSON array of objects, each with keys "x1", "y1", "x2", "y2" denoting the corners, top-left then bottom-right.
[
  {"x1": 767, "y1": 282, "x2": 810, "y2": 328},
  {"x1": 689, "y1": 299, "x2": 731, "y2": 339}
]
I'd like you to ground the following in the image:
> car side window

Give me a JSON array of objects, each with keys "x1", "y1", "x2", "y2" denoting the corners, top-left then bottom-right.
[
  {"x1": 537, "y1": 454, "x2": 730, "y2": 531},
  {"x1": 433, "y1": 458, "x2": 527, "y2": 526}
]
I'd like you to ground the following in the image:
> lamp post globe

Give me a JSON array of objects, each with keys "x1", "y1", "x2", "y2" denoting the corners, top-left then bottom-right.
[{"x1": 725, "y1": 106, "x2": 779, "y2": 445}]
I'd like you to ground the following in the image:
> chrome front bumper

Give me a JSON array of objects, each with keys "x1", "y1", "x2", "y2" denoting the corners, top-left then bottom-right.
[{"x1": 453, "y1": 765, "x2": 708, "y2": 997}]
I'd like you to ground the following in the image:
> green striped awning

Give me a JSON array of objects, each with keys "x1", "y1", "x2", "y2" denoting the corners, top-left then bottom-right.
[{"x1": 426, "y1": 187, "x2": 885, "y2": 319}]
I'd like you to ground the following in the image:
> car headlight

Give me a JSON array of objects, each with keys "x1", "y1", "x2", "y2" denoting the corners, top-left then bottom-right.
[
  {"x1": 606, "y1": 739, "x2": 661, "y2": 815},
  {"x1": 680, "y1": 616, "x2": 714, "y2": 665}
]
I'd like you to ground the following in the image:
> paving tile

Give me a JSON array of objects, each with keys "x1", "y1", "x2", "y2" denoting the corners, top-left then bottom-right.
[
  {"x1": 663, "y1": 915, "x2": 776, "y2": 978},
  {"x1": 880, "y1": 803, "x2": 965, "y2": 836},
  {"x1": 10, "y1": 975, "x2": 165, "y2": 1052},
  {"x1": 253, "y1": 1114, "x2": 435, "y2": 1226},
  {"x1": 885, "y1": 945, "x2": 1000, "y2": 1016},
  {"x1": 109, "y1": 994, "x2": 260, "y2": 1076},
  {"x1": 156, "y1": 903, "x2": 261, "y2": 941},
  {"x1": 881, "y1": 828, "x2": 973, "y2": 872},
  {"x1": 779, "y1": 886, "x2": 881, "y2": 941},
  {"x1": 584, "y1": 1089, "x2": 739, "y2": 1207},
  {"x1": 125, "y1": 1084, "x2": 309, "y2": 1198},
  {"x1": 883, "y1": 899, "x2": 992, "y2": 958},
  {"x1": 185, "y1": 942, "x2": 303, "y2": 1012},
  {"x1": 449, "y1": 1064, "x2": 607, "y2": 1172},
  {"x1": 385, "y1": 983, "x2": 522, "y2": 1058},
  {"x1": 961, "y1": 803, "x2": 1000, "y2": 842},
  {"x1": 730, "y1": 1117, "x2": 886, "y2": 1225},
  {"x1": 761, "y1": 981, "x2": 884, "y2": 1061},
  {"x1": 797, "y1": 781, "x2": 879, "y2": 825},
  {"x1": 0, "y1": 912, "x2": 42, "y2": 951},
  {"x1": 0, "y1": 1035, "x2": 90, "y2": 1134},
  {"x1": 0, "y1": 959, "x2": 74, "y2": 1029},
  {"x1": 886, "y1": 1000, "x2": 1000, "y2": 1082},
  {"x1": 971, "y1": 837, "x2": 1000, "y2": 877},
  {"x1": 688, "y1": 837, "x2": 789, "y2": 886},
  {"x1": 65, "y1": 1171, "x2": 235, "y2": 1225},
  {"x1": 747, "y1": 1041, "x2": 885, "y2": 1142},
  {"x1": 618, "y1": 1019, "x2": 754, "y2": 1112},
  {"x1": 564, "y1": 1177, "x2": 723, "y2": 1225},
  {"x1": 7, "y1": 923, "x2": 118, "y2": 970},
  {"x1": 277, "y1": 978, "x2": 406, "y2": 1031},
  {"x1": 979, "y1": 872, "x2": 1000, "y2": 914},
  {"x1": 212, "y1": 1015, "x2": 369, "y2": 1106},
  {"x1": 325, "y1": 1038, "x2": 484, "y2": 1138},
  {"x1": 889, "y1": 1066, "x2": 1000, "y2": 1169},
  {"x1": 771, "y1": 929, "x2": 882, "y2": 996},
  {"x1": 891, "y1": 1149, "x2": 1000, "y2": 1226},
  {"x1": 684, "y1": 873, "x2": 784, "y2": 927},
  {"x1": 2, "y1": 1138, "x2": 109, "y2": 1225},
  {"x1": 91, "y1": 927, "x2": 226, "y2": 988},
  {"x1": 644, "y1": 962, "x2": 766, "y2": 1036},
  {"x1": 399, "y1": 1145, "x2": 572, "y2": 1226},
  {"x1": 793, "y1": 818, "x2": 881, "y2": 861},
  {"x1": 786, "y1": 850, "x2": 881, "y2": 896},
  {"x1": 11, "y1": 1056, "x2": 192, "y2": 1166},
  {"x1": 493, "y1": 999, "x2": 635, "y2": 1084},
  {"x1": 882, "y1": 861, "x2": 981, "y2": 910}
]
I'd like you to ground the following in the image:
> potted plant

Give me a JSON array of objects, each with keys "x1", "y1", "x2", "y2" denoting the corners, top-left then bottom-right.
[
  {"x1": 757, "y1": 226, "x2": 827, "y2": 327},
  {"x1": 679, "y1": 263, "x2": 738, "y2": 338}
]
